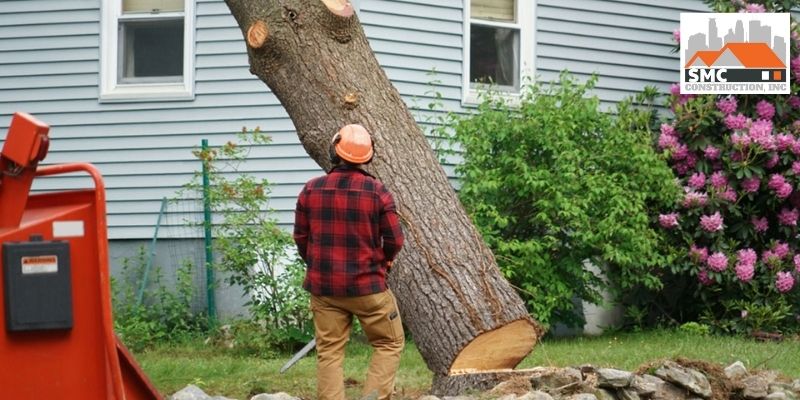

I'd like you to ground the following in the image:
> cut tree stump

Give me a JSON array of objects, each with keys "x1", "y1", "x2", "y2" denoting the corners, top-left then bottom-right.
[{"x1": 223, "y1": 0, "x2": 541, "y2": 393}]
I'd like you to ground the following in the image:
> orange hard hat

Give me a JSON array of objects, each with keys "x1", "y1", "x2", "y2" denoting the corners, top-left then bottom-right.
[{"x1": 332, "y1": 124, "x2": 374, "y2": 164}]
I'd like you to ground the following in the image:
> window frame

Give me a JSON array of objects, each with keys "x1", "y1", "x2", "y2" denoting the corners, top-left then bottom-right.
[
  {"x1": 462, "y1": 0, "x2": 535, "y2": 105},
  {"x1": 100, "y1": 0, "x2": 196, "y2": 102}
]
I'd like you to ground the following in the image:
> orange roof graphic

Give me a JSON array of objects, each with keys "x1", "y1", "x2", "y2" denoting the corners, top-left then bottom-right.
[{"x1": 684, "y1": 42, "x2": 785, "y2": 68}]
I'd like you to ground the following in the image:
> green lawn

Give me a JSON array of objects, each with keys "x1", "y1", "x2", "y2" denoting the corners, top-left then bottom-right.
[{"x1": 135, "y1": 330, "x2": 800, "y2": 400}]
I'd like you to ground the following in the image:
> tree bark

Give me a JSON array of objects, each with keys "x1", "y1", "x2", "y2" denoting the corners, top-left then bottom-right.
[{"x1": 224, "y1": 0, "x2": 540, "y2": 392}]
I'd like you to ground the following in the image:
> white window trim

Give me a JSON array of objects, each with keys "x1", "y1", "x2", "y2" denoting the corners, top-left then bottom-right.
[
  {"x1": 462, "y1": 0, "x2": 535, "y2": 105},
  {"x1": 100, "y1": 0, "x2": 196, "y2": 102}
]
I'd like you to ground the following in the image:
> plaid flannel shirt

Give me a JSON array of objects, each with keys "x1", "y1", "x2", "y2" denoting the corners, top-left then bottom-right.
[{"x1": 293, "y1": 166, "x2": 404, "y2": 296}]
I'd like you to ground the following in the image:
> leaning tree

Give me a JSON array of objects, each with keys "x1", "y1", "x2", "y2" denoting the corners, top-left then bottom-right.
[{"x1": 223, "y1": 0, "x2": 540, "y2": 393}]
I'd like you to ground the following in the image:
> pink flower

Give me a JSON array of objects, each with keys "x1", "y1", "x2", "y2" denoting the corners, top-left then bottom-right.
[
  {"x1": 683, "y1": 191, "x2": 708, "y2": 208},
  {"x1": 690, "y1": 244, "x2": 709, "y2": 263},
  {"x1": 735, "y1": 262, "x2": 755, "y2": 282},
  {"x1": 716, "y1": 97, "x2": 738, "y2": 114},
  {"x1": 765, "y1": 153, "x2": 780, "y2": 168},
  {"x1": 658, "y1": 132, "x2": 678, "y2": 150},
  {"x1": 672, "y1": 28, "x2": 681, "y2": 42},
  {"x1": 709, "y1": 171, "x2": 727, "y2": 189},
  {"x1": 792, "y1": 56, "x2": 800, "y2": 78},
  {"x1": 752, "y1": 216, "x2": 769, "y2": 233},
  {"x1": 700, "y1": 212, "x2": 724, "y2": 232},
  {"x1": 794, "y1": 254, "x2": 800, "y2": 273},
  {"x1": 792, "y1": 140, "x2": 800, "y2": 155},
  {"x1": 675, "y1": 163, "x2": 690, "y2": 176},
  {"x1": 659, "y1": 213, "x2": 679, "y2": 229},
  {"x1": 773, "y1": 242, "x2": 790, "y2": 259},
  {"x1": 745, "y1": 3, "x2": 766, "y2": 12},
  {"x1": 792, "y1": 161, "x2": 800, "y2": 175},
  {"x1": 704, "y1": 145, "x2": 721, "y2": 160},
  {"x1": 725, "y1": 114, "x2": 749, "y2": 130},
  {"x1": 756, "y1": 100, "x2": 776, "y2": 120},
  {"x1": 778, "y1": 208, "x2": 799, "y2": 226},
  {"x1": 762, "y1": 250, "x2": 779, "y2": 265},
  {"x1": 777, "y1": 183, "x2": 793, "y2": 199},
  {"x1": 707, "y1": 252, "x2": 729, "y2": 272},
  {"x1": 688, "y1": 172, "x2": 706, "y2": 189},
  {"x1": 776, "y1": 271, "x2": 795, "y2": 293},
  {"x1": 789, "y1": 96, "x2": 800, "y2": 109},
  {"x1": 672, "y1": 144, "x2": 689, "y2": 161},
  {"x1": 698, "y1": 269, "x2": 715, "y2": 286},
  {"x1": 768, "y1": 174, "x2": 786, "y2": 190},
  {"x1": 777, "y1": 133, "x2": 795, "y2": 151},
  {"x1": 670, "y1": 83, "x2": 680, "y2": 96},
  {"x1": 684, "y1": 152, "x2": 698, "y2": 168},
  {"x1": 660, "y1": 123, "x2": 676, "y2": 137},
  {"x1": 719, "y1": 187, "x2": 737, "y2": 202},
  {"x1": 731, "y1": 133, "x2": 752, "y2": 147},
  {"x1": 741, "y1": 177, "x2": 761, "y2": 193},
  {"x1": 737, "y1": 248, "x2": 757, "y2": 267}
]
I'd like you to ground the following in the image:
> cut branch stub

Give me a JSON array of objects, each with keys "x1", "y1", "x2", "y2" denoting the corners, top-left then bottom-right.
[
  {"x1": 246, "y1": 20, "x2": 269, "y2": 49},
  {"x1": 320, "y1": 0, "x2": 354, "y2": 17}
]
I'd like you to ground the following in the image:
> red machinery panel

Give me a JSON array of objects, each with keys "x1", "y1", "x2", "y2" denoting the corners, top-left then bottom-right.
[{"x1": 0, "y1": 113, "x2": 160, "y2": 399}]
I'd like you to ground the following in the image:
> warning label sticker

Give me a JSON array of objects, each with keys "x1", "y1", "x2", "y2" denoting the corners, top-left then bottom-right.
[{"x1": 21, "y1": 255, "x2": 58, "y2": 274}]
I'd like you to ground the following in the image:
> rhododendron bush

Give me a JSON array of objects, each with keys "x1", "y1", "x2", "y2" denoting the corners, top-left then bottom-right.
[{"x1": 656, "y1": 0, "x2": 800, "y2": 333}]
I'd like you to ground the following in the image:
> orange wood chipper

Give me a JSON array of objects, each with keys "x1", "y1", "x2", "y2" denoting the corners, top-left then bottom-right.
[{"x1": 0, "y1": 112, "x2": 161, "y2": 399}]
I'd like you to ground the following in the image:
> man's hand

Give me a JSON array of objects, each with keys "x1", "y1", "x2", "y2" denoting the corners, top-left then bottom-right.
[{"x1": 385, "y1": 260, "x2": 393, "y2": 272}]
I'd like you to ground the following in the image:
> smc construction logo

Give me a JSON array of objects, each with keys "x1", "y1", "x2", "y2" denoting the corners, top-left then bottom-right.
[{"x1": 680, "y1": 13, "x2": 789, "y2": 94}]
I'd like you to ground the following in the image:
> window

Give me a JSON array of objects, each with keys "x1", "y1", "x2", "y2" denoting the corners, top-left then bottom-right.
[
  {"x1": 101, "y1": 0, "x2": 195, "y2": 101},
  {"x1": 463, "y1": 0, "x2": 535, "y2": 103}
]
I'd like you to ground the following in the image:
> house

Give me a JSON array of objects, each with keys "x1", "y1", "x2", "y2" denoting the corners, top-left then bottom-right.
[{"x1": 0, "y1": 0, "x2": 708, "y2": 318}]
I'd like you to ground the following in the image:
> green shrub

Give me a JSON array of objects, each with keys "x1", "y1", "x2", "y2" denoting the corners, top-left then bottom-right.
[
  {"x1": 186, "y1": 129, "x2": 313, "y2": 352},
  {"x1": 113, "y1": 247, "x2": 208, "y2": 352},
  {"x1": 440, "y1": 73, "x2": 680, "y2": 327}
]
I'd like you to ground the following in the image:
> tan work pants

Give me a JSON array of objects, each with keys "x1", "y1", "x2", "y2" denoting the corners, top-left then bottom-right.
[{"x1": 311, "y1": 289, "x2": 405, "y2": 400}]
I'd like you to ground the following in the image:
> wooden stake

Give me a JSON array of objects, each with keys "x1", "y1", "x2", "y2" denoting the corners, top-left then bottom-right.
[
  {"x1": 320, "y1": 0, "x2": 354, "y2": 17},
  {"x1": 246, "y1": 20, "x2": 269, "y2": 49}
]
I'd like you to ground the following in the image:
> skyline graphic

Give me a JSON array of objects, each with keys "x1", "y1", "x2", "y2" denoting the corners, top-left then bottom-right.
[{"x1": 685, "y1": 17, "x2": 786, "y2": 64}]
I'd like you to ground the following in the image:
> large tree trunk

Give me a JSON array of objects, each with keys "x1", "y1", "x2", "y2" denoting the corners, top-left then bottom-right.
[{"x1": 224, "y1": 0, "x2": 540, "y2": 393}]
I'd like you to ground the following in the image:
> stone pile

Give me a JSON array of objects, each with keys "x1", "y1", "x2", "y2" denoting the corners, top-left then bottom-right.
[{"x1": 170, "y1": 359, "x2": 800, "y2": 400}]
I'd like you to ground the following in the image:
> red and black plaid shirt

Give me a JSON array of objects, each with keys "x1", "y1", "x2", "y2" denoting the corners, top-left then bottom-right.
[{"x1": 294, "y1": 166, "x2": 404, "y2": 296}]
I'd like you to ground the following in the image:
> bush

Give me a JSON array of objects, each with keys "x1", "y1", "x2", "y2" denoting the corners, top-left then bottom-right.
[
  {"x1": 441, "y1": 73, "x2": 679, "y2": 327},
  {"x1": 653, "y1": 0, "x2": 800, "y2": 334},
  {"x1": 113, "y1": 247, "x2": 208, "y2": 352},
  {"x1": 186, "y1": 128, "x2": 312, "y2": 351}
]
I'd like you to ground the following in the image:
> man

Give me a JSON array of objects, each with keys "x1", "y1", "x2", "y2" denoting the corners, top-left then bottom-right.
[{"x1": 293, "y1": 124, "x2": 405, "y2": 400}]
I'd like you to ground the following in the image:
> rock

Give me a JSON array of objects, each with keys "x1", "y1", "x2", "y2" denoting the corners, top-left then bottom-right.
[
  {"x1": 442, "y1": 396, "x2": 475, "y2": 400},
  {"x1": 593, "y1": 388, "x2": 616, "y2": 400},
  {"x1": 725, "y1": 361, "x2": 748, "y2": 380},
  {"x1": 492, "y1": 395, "x2": 517, "y2": 400},
  {"x1": 564, "y1": 394, "x2": 598, "y2": 400},
  {"x1": 210, "y1": 397, "x2": 237, "y2": 400},
  {"x1": 490, "y1": 378, "x2": 532, "y2": 395},
  {"x1": 767, "y1": 393, "x2": 790, "y2": 400},
  {"x1": 631, "y1": 374, "x2": 662, "y2": 396},
  {"x1": 654, "y1": 361, "x2": 712, "y2": 398},
  {"x1": 597, "y1": 368, "x2": 634, "y2": 389},
  {"x1": 620, "y1": 388, "x2": 643, "y2": 400},
  {"x1": 524, "y1": 391, "x2": 555, "y2": 400},
  {"x1": 531, "y1": 368, "x2": 583, "y2": 392},
  {"x1": 171, "y1": 385, "x2": 212, "y2": 400},
  {"x1": 742, "y1": 376, "x2": 769, "y2": 399},
  {"x1": 651, "y1": 380, "x2": 690, "y2": 400},
  {"x1": 417, "y1": 396, "x2": 441, "y2": 400},
  {"x1": 793, "y1": 379, "x2": 800, "y2": 392},
  {"x1": 250, "y1": 394, "x2": 299, "y2": 400}
]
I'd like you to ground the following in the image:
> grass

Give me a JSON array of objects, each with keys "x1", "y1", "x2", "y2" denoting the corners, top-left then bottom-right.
[{"x1": 135, "y1": 330, "x2": 800, "y2": 399}]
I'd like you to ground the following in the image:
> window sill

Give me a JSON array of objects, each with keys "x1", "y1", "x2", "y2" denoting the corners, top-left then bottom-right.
[
  {"x1": 462, "y1": 89, "x2": 522, "y2": 108},
  {"x1": 99, "y1": 83, "x2": 194, "y2": 103}
]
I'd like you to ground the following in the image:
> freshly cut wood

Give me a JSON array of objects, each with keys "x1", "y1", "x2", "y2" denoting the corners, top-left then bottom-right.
[
  {"x1": 320, "y1": 0, "x2": 354, "y2": 17},
  {"x1": 223, "y1": 0, "x2": 540, "y2": 391},
  {"x1": 246, "y1": 20, "x2": 269, "y2": 48}
]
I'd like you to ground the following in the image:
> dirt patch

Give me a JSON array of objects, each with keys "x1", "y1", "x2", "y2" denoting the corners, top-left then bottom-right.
[{"x1": 486, "y1": 375, "x2": 532, "y2": 396}]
